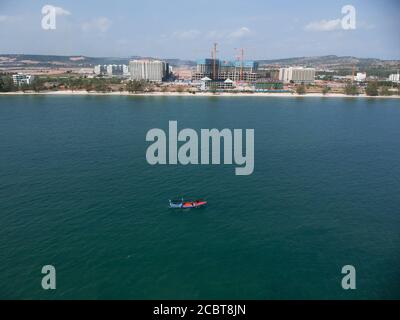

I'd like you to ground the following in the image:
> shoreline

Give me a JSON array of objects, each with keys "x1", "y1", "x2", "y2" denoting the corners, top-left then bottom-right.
[{"x1": 0, "y1": 90, "x2": 399, "y2": 98}]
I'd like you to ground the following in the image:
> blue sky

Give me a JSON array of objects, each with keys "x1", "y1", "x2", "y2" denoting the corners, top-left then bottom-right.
[{"x1": 0, "y1": 0, "x2": 399, "y2": 60}]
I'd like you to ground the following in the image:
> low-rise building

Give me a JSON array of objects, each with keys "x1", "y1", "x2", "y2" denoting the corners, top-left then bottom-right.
[
  {"x1": 198, "y1": 77, "x2": 235, "y2": 91},
  {"x1": 354, "y1": 72, "x2": 367, "y2": 82},
  {"x1": 12, "y1": 73, "x2": 34, "y2": 86}
]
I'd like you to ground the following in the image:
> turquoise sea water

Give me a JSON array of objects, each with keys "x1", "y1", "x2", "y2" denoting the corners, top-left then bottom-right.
[{"x1": 0, "y1": 95, "x2": 399, "y2": 299}]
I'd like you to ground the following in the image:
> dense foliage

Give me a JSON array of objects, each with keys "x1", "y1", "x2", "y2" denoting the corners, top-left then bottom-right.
[
  {"x1": 296, "y1": 84, "x2": 306, "y2": 95},
  {"x1": 344, "y1": 83, "x2": 359, "y2": 95},
  {"x1": 365, "y1": 82, "x2": 379, "y2": 96}
]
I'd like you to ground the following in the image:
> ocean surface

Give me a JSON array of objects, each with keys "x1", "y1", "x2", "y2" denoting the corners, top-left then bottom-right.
[{"x1": 0, "y1": 95, "x2": 399, "y2": 299}]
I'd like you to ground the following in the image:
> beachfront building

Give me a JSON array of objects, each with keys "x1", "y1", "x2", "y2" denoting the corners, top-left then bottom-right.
[
  {"x1": 94, "y1": 64, "x2": 129, "y2": 76},
  {"x1": 196, "y1": 59, "x2": 216, "y2": 74},
  {"x1": 94, "y1": 65, "x2": 107, "y2": 75},
  {"x1": 12, "y1": 73, "x2": 34, "y2": 86},
  {"x1": 198, "y1": 76, "x2": 212, "y2": 91},
  {"x1": 256, "y1": 67, "x2": 280, "y2": 81},
  {"x1": 219, "y1": 60, "x2": 258, "y2": 82},
  {"x1": 279, "y1": 67, "x2": 315, "y2": 84},
  {"x1": 192, "y1": 59, "x2": 216, "y2": 80},
  {"x1": 106, "y1": 64, "x2": 129, "y2": 76},
  {"x1": 192, "y1": 59, "x2": 259, "y2": 82},
  {"x1": 129, "y1": 60, "x2": 169, "y2": 82},
  {"x1": 388, "y1": 73, "x2": 400, "y2": 83},
  {"x1": 354, "y1": 72, "x2": 367, "y2": 82},
  {"x1": 197, "y1": 77, "x2": 235, "y2": 91}
]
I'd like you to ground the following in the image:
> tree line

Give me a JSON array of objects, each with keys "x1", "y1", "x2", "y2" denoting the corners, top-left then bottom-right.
[{"x1": 0, "y1": 74, "x2": 156, "y2": 93}]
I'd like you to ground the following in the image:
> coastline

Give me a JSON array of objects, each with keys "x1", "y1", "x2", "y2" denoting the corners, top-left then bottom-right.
[{"x1": 0, "y1": 90, "x2": 399, "y2": 98}]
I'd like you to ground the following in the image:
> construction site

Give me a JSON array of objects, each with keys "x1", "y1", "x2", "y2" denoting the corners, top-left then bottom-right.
[{"x1": 191, "y1": 43, "x2": 288, "y2": 91}]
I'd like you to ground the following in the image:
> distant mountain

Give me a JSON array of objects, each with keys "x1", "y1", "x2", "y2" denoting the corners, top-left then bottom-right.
[
  {"x1": 0, "y1": 54, "x2": 131, "y2": 68},
  {"x1": 0, "y1": 54, "x2": 196, "y2": 68},
  {"x1": 257, "y1": 55, "x2": 400, "y2": 69},
  {"x1": 0, "y1": 54, "x2": 398, "y2": 74}
]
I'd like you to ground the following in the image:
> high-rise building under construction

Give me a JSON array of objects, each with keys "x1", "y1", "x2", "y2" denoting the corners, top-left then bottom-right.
[{"x1": 192, "y1": 59, "x2": 259, "y2": 82}]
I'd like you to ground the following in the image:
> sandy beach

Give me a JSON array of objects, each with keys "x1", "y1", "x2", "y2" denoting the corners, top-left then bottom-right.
[{"x1": 0, "y1": 90, "x2": 399, "y2": 98}]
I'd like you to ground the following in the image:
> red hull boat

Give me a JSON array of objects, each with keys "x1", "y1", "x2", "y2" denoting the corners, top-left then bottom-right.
[{"x1": 169, "y1": 198, "x2": 207, "y2": 209}]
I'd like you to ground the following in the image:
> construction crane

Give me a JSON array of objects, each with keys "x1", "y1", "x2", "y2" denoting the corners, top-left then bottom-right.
[
  {"x1": 240, "y1": 48, "x2": 244, "y2": 81},
  {"x1": 234, "y1": 47, "x2": 245, "y2": 82},
  {"x1": 212, "y1": 43, "x2": 218, "y2": 80}
]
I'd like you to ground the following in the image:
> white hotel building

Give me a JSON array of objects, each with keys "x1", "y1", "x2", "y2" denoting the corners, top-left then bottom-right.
[
  {"x1": 388, "y1": 73, "x2": 400, "y2": 83},
  {"x1": 279, "y1": 67, "x2": 316, "y2": 84},
  {"x1": 354, "y1": 72, "x2": 367, "y2": 82},
  {"x1": 94, "y1": 64, "x2": 129, "y2": 76},
  {"x1": 12, "y1": 73, "x2": 35, "y2": 86},
  {"x1": 129, "y1": 60, "x2": 169, "y2": 82}
]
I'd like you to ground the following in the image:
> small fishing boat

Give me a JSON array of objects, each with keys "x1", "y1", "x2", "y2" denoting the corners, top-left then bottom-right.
[{"x1": 169, "y1": 198, "x2": 207, "y2": 209}]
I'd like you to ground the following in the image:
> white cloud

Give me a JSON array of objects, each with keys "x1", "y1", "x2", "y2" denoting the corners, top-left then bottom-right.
[
  {"x1": 171, "y1": 29, "x2": 201, "y2": 40},
  {"x1": 205, "y1": 30, "x2": 226, "y2": 40},
  {"x1": 54, "y1": 6, "x2": 71, "y2": 16},
  {"x1": 0, "y1": 15, "x2": 21, "y2": 23},
  {"x1": 227, "y1": 27, "x2": 251, "y2": 39},
  {"x1": 205, "y1": 27, "x2": 251, "y2": 40},
  {"x1": 305, "y1": 19, "x2": 342, "y2": 32},
  {"x1": 82, "y1": 17, "x2": 112, "y2": 32},
  {"x1": 358, "y1": 21, "x2": 375, "y2": 30},
  {"x1": 168, "y1": 26, "x2": 252, "y2": 42}
]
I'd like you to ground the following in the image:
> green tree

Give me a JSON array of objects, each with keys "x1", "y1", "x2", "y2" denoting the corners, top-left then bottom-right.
[
  {"x1": 322, "y1": 86, "x2": 331, "y2": 95},
  {"x1": 94, "y1": 81, "x2": 110, "y2": 93},
  {"x1": 30, "y1": 78, "x2": 46, "y2": 92},
  {"x1": 20, "y1": 83, "x2": 30, "y2": 92},
  {"x1": 126, "y1": 80, "x2": 145, "y2": 93},
  {"x1": 0, "y1": 76, "x2": 16, "y2": 92},
  {"x1": 85, "y1": 82, "x2": 94, "y2": 92},
  {"x1": 365, "y1": 81, "x2": 379, "y2": 96},
  {"x1": 344, "y1": 83, "x2": 359, "y2": 95},
  {"x1": 296, "y1": 84, "x2": 306, "y2": 95},
  {"x1": 379, "y1": 86, "x2": 391, "y2": 96}
]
